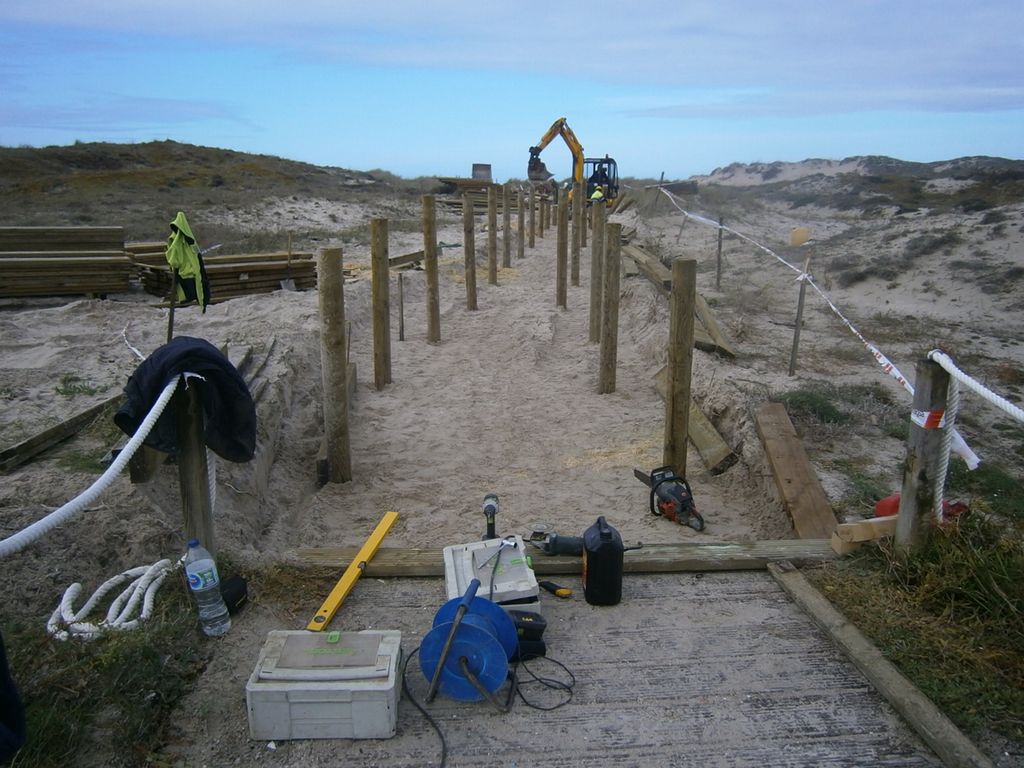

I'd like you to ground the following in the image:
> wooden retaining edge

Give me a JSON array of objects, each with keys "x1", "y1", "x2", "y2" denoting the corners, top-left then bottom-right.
[
  {"x1": 290, "y1": 539, "x2": 835, "y2": 577},
  {"x1": 0, "y1": 393, "x2": 122, "y2": 473},
  {"x1": 768, "y1": 561, "x2": 993, "y2": 768}
]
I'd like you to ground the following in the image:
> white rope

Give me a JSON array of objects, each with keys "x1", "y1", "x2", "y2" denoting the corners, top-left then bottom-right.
[
  {"x1": 655, "y1": 187, "x2": 981, "y2": 469},
  {"x1": 934, "y1": 377, "x2": 959, "y2": 523},
  {"x1": 0, "y1": 377, "x2": 180, "y2": 558},
  {"x1": 46, "y1": 559, "x2": 178, "y2": 641},
  {"x1": 929, "y1": 350, "x2": 1024, "y2": 424}
]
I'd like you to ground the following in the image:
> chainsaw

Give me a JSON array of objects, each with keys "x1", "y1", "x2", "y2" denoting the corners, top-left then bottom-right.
[{"x1": 633, "y1": 466, "x2": 705, "y2": 532}]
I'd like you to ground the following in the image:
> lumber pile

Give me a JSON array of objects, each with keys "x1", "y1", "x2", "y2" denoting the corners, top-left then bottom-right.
[
  {"x1": 132, "y1": 250, "x2": 317, "y2": 303},
  {"x1": 0, "y1": 227, "x2": 132, "y2": 298}
]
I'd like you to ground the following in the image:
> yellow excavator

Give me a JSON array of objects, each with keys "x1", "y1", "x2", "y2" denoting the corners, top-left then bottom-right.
[{"x1": 527, "y1": 117, "x2": 618, "y2": 204}]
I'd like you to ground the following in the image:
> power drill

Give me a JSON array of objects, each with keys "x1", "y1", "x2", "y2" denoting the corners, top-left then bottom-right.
[{"x1": 633, "y1": 466, "x2": 705, "y2": 532}]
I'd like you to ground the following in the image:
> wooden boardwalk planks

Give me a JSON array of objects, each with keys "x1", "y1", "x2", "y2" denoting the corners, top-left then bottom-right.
[{"x1": 755, "y1": 402, "x2": 837, "y2": 539}]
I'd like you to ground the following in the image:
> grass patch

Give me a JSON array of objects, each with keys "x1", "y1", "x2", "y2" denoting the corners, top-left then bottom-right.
[
  {"x1": 808, "y1": 509, "x2": 1024, "y2": 740},
  {"x1": 948, "y1": 461, "x2": 1024, "y2": 522},
  {"x1": 829, "y1": 458, "x2": 895, "y2": 516},
  {"x1": 55, "y1": 374, "x2": 99, "y2": 398},
  {"x1": 773, "y1": 387, "x2": 848, "y2": 425},
  {"x1": 3, "y1": 576, "x2": 208, "y2": 767}
]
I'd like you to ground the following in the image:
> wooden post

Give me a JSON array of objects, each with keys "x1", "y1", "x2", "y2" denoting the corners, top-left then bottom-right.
[
  {"x1": 317, "y1": 247, "x2": 352, "y2": 483},
  {"x1": 517, "y1": 187, "x2": 525, "y2": 260},
  {"x1": 598, "y1": 223, "x2": 623, "y2": 394},
  {"x1": 487, "y1": 184, "x2": 498, "y2": 285},
  {"x1": 371, "y1": 217, "x2": 391, "y2": 389},
  {"x1": 538, "y1": 197, "x2": 546, "y2": 239},
  {"x1": 398, "y1": 272, "x2": 405, "y2": 342},
  {"x1": 715, "y1": 216, "x2": 724, "y2": 291},
  {"x1": 588, "y1": 202, "x2": 606, "y2": 343},
  {"x1": 528, "y1": 186, "x2": 536, "y2": 249},
  {"x1": 166, "y1": 269, "x2": 178, "y2": 343},
  {"x1": 502, "y1": 182, "x2": 512, "y2": 269},
  {"x1": 581, "y1": 199, "x2": 588, "y2": 248},
  {"x1": 896, "y1": 360, "x2": 950, "y2": 555},
  {"x1": 573, "y1": 185, "x2": 581, "y2": 286},
  {"x1": 422, "y1": 195, "x2": 441, "y2": 343},
  {"x1": 556, "y1": 194, "x2": 568, "y2": 308},
  {"x1": 663, "y1": 259, "x2": 696, "y2": 477},
  {"x1": 462, "y1": 194, "x2": 478, "y2": 310},
  {"x1": 788, "y1": 256, "x2": 811, "y2": 376},
  {"x1": 174, "y1": 379, "x2": 215, "y2": 553}
]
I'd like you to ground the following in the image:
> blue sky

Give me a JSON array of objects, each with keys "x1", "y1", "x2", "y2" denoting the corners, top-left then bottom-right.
[{"x1": 1, "y1": 1, "x2": 1021, "y2": 181}]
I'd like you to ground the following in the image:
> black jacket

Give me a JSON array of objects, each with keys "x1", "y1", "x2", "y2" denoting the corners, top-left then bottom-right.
[{"x1": 114, "y1": 336, "x2": 256, "y2": 463}]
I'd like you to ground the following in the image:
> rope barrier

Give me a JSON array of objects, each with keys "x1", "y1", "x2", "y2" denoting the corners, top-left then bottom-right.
[
  {"x1": 655, "y1": 187, "x2": 982, "y2": 469},
  {"x1": 0, "y1": 377, "x2": 180, "y2": 558},
  {"x1": 929, "y1": 350, "x2": 1024, "y2": 424}
]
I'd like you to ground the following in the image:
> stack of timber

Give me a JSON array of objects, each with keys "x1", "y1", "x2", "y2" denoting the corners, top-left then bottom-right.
[
  {"x1": 133, "y1": 250, "x2": 317, "y2": 303},
  {"x1": 0, "y1": 227, "x2": 131, "y2": 298},
  {"x1": 436, "y1": 180, "x2": 532, "y2": 214}
]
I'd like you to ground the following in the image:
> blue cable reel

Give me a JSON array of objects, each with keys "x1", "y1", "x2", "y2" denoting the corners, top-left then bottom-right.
[{"x1": 420, "y1": 578, "x2": 518, "y2": 702}]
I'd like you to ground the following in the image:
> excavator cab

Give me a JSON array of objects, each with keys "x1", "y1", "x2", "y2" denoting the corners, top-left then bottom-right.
[{"x1": 584, "y1": 156, "x2": 619, "y2": 203}]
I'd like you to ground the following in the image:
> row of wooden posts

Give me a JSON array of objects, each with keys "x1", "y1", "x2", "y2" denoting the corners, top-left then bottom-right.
[{"x1": 316, "y1": 189, "x2": 699, "y2": 485}]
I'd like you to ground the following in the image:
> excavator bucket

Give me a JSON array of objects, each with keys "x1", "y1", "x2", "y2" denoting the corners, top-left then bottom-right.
[{"x1": 528, "y1": 157, "x2": 554, "y2": 182}]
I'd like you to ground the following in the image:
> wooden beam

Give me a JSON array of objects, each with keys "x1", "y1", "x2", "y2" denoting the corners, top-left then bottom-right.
[
  {"x1": 768, "y1": 561, "x2": 994, "y2": 768},
  {"x1": 0, "y1": 394, "x2": 122, "y2": 473},
  {"x1": 291, "y1": 539, "x2": 836, "y2": 576},
  {"x1": 654, "y1": 365, "x2": 737, "y2": 474},
  {"x1": 755, "y1": 402, "x2": 837, "y2": 539},
  {"x1": 388, "y1": 249, "x2": 425, "y2": 269},
  {"x1": 836, "y1": 515, "x2": 898, "y2": 543}
]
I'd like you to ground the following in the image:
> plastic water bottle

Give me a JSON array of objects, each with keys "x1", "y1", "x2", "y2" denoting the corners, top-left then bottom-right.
[{"x1": 184, "y1": 539, "x2": 231, "y2": 637}]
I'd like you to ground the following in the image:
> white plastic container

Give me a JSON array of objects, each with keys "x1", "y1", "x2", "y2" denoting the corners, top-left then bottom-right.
[
  {"x1": 442, "y1": 535, "x2": 539, "y2": 605},
  {"x1": 246, "y1": 630, "x2": 401, "y2": 741}
]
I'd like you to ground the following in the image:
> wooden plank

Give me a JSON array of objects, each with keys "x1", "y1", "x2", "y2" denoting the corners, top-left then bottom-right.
[
  {"x1": 291, "y1": 539, "x2": 835, "y2": 576},
  {"x1": 389, "y1": 249, "x2": 425, "y2": 269},
  {"x1": 694, "y1": 293, "x2": 737, "y2": 358},
  {"x1": 0, "y1": 394, "x2": 122, "y2": 473},
  {"x1": 836, "y1": 515, "x2": 898, "y2": 542},
  {"x1": 755, "y1": 402, "x2": 837, "y2": 539},
  {"x1": 0, "y1": 226, "x2": 124, "y2": 250},
  {"x1": 768, "y1": 561, "x2": 994, "y2": 768},
  {"x1": 622, "y1": 243, "x2": 671, "y2": 294},
  {"x1": 0, "y1": 256, "x2": 130, "y2": 264},
  {"x1": 653, "y1": 365, "x2": 738, "y2": 474}
]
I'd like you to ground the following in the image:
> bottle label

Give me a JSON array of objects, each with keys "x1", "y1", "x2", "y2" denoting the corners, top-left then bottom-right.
[{"x1": 188, "y1": 567, "x2": 218, "y2": 591}]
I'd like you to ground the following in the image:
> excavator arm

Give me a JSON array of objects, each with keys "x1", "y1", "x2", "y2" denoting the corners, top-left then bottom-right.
[{"x1": 528, "y1": 117, "x2": 585, "y2": 186}]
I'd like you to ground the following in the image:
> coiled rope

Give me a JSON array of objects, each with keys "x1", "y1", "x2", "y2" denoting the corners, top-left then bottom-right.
[{"x1": 46, "y1": 558, "x2": 178, "y2": 641}]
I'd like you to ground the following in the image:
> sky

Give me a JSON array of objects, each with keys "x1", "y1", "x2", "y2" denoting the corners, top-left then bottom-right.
[{"x1": 1, "y1": 1, "x2": 1022, "y2": 182}]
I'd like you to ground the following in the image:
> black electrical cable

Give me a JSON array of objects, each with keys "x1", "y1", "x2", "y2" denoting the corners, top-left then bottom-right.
[
  {"x1": 512, "y1": 654, "x2": 576, "y2": 710},
  {"x1": 401, "y1": 646, "x2": 447, "y2": 768}
]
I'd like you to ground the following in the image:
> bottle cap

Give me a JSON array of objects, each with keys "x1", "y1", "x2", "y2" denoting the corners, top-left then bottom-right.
[{"x1": 187, "y1": 538, "x2": 199, "y2": 547}]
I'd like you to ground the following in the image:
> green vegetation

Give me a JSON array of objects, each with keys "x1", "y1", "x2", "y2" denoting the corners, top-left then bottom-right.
[
  {"x1": 54, "y1": 374, "x2": 99, "y2": 398},
  {"x1": 3, "y1": 577, "x2": 207, "y2": 767},
  {"x1": 810, "y1": 507, "x2": 1024, "y2": 739}
]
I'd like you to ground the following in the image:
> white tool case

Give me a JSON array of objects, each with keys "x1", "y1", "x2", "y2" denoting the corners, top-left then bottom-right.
[
  {"x1": 442, "y1": 535, "x2": 540, "y2": 606},
  {"x1": 246, "y1": 629, "x2": 402, "y2": 741}
]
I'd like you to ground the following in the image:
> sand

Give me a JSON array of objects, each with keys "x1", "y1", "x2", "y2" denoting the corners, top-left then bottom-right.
[{"x1": 2, "y1": 172, "x2": 1022, "y2": 765}]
